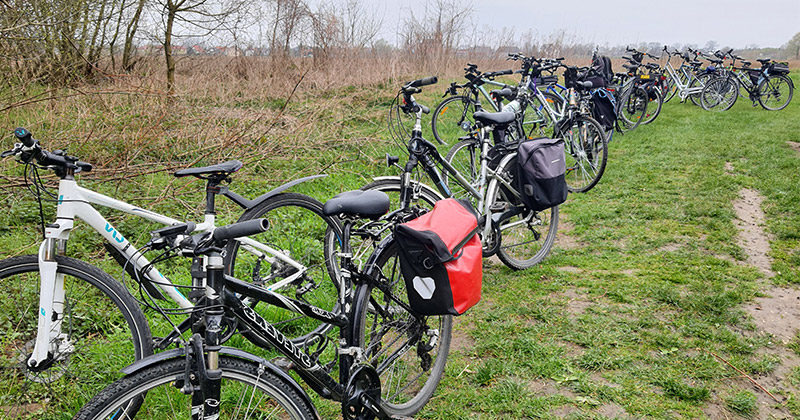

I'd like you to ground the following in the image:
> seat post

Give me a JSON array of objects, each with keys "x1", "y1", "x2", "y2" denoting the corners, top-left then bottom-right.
[{"x1": 204, "y1": 176, "x2": 226, "y2": 215}]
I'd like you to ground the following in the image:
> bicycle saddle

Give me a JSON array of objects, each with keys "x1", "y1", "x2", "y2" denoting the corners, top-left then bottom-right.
[
  {"x1": 473, "y1": 110, "x2": 516, "y2": 126},
  {"x1": 322, "y1": 190, "x2": 390, "y2": 220},
  {"x1": 742, "y1": 60, "x2": 752, "y2": 67},
  {"x1": 622, "y1": 63, "x2": 639, "y2": 71},
  {"x1": 490, "y1": 87, "x2": 516, "y2": 101},
  {"x1": 645, "y1": 63, "x2": 660, "y2": 70},
  {"x1": 174, "y1": 160, "x2": 243, "y2": 178},
  {"x1": 757, "y1": 58, "x2": 771, "y2": 64}
]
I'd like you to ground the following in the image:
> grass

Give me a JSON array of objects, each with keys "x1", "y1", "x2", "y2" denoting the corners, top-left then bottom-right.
[{"x1": 0, "y1": 70, "x2": 799, "y2": 419}]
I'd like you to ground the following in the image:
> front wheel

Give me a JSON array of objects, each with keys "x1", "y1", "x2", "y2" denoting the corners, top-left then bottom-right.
[
  {"x1": 559, "y1": 115, "x2": 608, "y2": 193},
  {"x1": 617, "y1": 85, "x2": 648, "y2": 131},
  {"x1": 757, "y1": 74, "x2": 794, "y2": 111},
  {"x1": 486, "y1": 154, "x2": 559, "y2": 269},
  {"x1": 701, "y1": 77, "x2": 739, "y2": 111},
  {"x1": 349, "y1": 239, "x2": 452, "y2": 417},
  {"x1": 431, "y1": 95, "x2": 479, "y2": 146},
  {"x1": 73, "y1": 356, "x2": 316, "y2": 420},
  {"x1": 0, "y1": 255, "x2": 153, "y2": 420}
]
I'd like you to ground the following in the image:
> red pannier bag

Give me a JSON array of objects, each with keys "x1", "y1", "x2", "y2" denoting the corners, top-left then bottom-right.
[{"x1": 394, "y1": 198, "x2": 482, "y2": 315}]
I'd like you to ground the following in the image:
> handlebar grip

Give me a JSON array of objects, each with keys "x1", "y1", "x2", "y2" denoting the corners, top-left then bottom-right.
[
  {"x1": 419, "y1": 104, "x2": 430, "y2": 114},
  {"x1": 13, "y1": 127, "x2": 34, "y2": 147},
  {"x1": 410, "y1": 76, "x2": 438, "y2": 87},
  {"x1": 496, "y1": 69, "x2": 513, "y2": 76},
  {"x1": 213, "y1": 219, "x2": 269, "y2": 243},
  {"x1": 555, "y1": 57, "x2": 565, "y2": 61}
]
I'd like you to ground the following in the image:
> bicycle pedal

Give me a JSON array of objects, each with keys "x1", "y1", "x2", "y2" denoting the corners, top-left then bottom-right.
[{"x1": 271, "y1": 357, "x2": 293, "y2": 371}]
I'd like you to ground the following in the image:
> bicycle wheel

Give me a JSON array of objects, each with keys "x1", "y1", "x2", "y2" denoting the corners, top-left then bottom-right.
[
  {"x1": 73, "y1": 356, "x2": 315, "y2": 420},
  {"x1": 688, "y1": 73, "x2": 712, "y2": 106},
  {"x1": 641, "y1": 85, "x2": 663, "y2": 125},
  {"x1": 443, "y1": 138, "x2": 481, "y2": 202},
  {"x1": 522, "y1": 92, "x2": 561, "y2": 138},
  {"x1": 224, "y1": 192, "x2": 344, "y2": 346},
  {"x1": 431, "y1": 95, "x2": 479, "y2": 145},
  {"x1": 701, "y1": 77, "x2": 739, "y2": 111},
  {"x1": 360, "y1": 178, "x2": 441, "y2": 212},
  {"x1": 661, "y1": 72, "x2": 679, "y2": 103},
  {"x1": 618, "y1": 86, "x2": 648, "y2": 131},
  {"x1": 559, "y1": 115, "x2": 608, "y2": 193},
  {"x1": 0, "y1": 255, "x2": 152, "y2": 420},
  {"x1": 349, "y1": 239, "x2": 452, "y2": 417},
  {"x1": 487, "y1": 154, "x2": 559, "y2": 269},
  {"x1": 757, "y1": 74, "x2": 793, "y2": 111}
]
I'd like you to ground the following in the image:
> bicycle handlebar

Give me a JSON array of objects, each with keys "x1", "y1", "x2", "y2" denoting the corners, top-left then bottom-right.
[
  {"x1": 408, "y1": 76, "x2": 438, "y2": 88},
  {"x1": 14, "y1": 127, "x2": 35, "y2": 147},
  {"x1": 4, "y1": 128, "x2": 93, "y2": 174},
  {"x1": 213, "y1": 219, "x2": 269, "y2": 243}
]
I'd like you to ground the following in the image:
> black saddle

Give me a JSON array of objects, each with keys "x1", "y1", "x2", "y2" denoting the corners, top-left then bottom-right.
[
  {"x1": 742, "y1": 60, "x2": 752, "y2": 67},
  {"x1": 175, "y1": 160, "x2": 243, "y2": 178},
  {"x1": 623, "y1": 63, "x2": 639, "y2": 71},
  {"x1": 322, "y1": 190, "x2": 390, "y2": 220},
  {"x1": 757, "y1": 58, "x2": 771, "y2": 64},
  {"x1": 645, "y1": 63, "x2": 660, "y2": 70},
  {"x1": 473, "y1": 110, "x2": 515, "y2": 126},
  {"x1": 490, "y1": 87, "x2": 516, "y2": 101}
]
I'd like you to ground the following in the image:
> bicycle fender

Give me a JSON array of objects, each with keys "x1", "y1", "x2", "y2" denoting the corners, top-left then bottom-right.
[
  {"x1": 223, "y1": 174, "x2": 327, "y2": 209},
  {"x1": 120, "y1": 346, "x2": 320, "y2": 419}
]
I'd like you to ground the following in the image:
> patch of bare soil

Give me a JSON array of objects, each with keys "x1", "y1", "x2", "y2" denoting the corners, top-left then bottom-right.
[
  {"x1": 556, "y1": 220, "x2": 583, "y2": 250},
  {"x1": 733, "y1": 188, "x2": 774, "y2": 278},
  {"x1": 596, "y1": 402, "x2": 628, "y2": 418},
  {"x1": 449, "y1": 317, "x2": 476, "y2": 355},
  {"x1": 561, "y1": 289, "x2": 593, "y2": 316},
  {"x1": 729, "y1": 187, "x2": 800, "y2": 419},
  {"x1": 787, "y1": 141, "x2": 800, "y2": 155},
  {"x1": 725, "y1": 161, "x2": 735, "y2": 175}
]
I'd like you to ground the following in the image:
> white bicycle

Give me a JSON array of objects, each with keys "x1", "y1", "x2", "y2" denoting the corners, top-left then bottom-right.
[{"x1": 0, "y1": 127, "x2": 342, "y2": 419}]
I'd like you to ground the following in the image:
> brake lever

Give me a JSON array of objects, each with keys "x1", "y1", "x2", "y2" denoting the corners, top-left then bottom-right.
[{"x1": 1, "y1": 143, "x2": 22, "y2": 158}]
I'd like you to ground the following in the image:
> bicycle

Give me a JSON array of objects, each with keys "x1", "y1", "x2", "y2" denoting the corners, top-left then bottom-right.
[
  {"x1": 368, "y1": 77, "x2": 560, "y2": 269},
  {"x1": 703, "y1": 54, "x2": 793, "y2": 111},
  {"x1": 74, "y1": 184, "x2": 452, "y2": 419},
  {"x1": 430, "y1": 63, "x2": 517, "y2": 145},
  {"x1": 0, "y1": 128, "x2": 343, "y2": 418}
]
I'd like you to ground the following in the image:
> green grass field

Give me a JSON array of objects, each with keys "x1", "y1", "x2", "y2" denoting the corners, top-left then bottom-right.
[{"x1": 0, "y1": 72, "x2": 799, "y2": 419}]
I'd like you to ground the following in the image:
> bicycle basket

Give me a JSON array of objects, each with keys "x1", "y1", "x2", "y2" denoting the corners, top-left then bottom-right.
[{"x1": 394, "y1": 198, "x2": 482, "y2": 316}]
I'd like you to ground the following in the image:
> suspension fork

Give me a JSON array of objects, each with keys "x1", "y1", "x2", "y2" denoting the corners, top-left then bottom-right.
[{"x1": 30, "y1": 177, "x2": 76, "y2": 367}]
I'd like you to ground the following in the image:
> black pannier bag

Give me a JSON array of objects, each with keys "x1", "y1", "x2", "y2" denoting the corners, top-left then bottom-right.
[
  {"x1": 770, "y1": 61, "x2": 790, "y2": 75},
  {"x1": 516, "y1": 138, "x2": 568, "y2": 211},
  {"x1": 394, "y1": 198, "x2": 482, "y2": 316},
  {"x1": 591, "y1": 88, "x2": 617, "y2": 131}
]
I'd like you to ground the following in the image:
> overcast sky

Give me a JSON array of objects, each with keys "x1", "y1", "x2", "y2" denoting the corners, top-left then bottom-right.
[{"x1": 371, "y1": 0, "x2": 800, "y2": 49}]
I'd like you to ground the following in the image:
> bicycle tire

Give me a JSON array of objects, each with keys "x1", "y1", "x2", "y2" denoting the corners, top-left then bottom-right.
[
  {"x1": 72, "y1": 356, "x2": 316, "y2": 420},
  {"x1": 487, "y1": 154, "x2": 559, "y2": 270},
  {"x1": 661, "y1": 71, "x2": 679, "y2": 103},
  {"x1": 558, "y1": 115, "x2": 608, "y2": 193},
  {"x1": 360, "y1": 178, "x2": 442, "y2": 211},
  {"x1": 618, "y1": 85, "x2": 647, "y2": 131},
  {"x1": 443, "y1": 137, "x2": 481, "y2": 202},
  {"x1": 757, "y1": 74, "x2": 794, "y2": 111},
  {"x1": 349, "y1": 239, "x2": 452, "y2": 417},
  {"x1": 689, "y1": 73, "x2": 712, "y2": 106},
  {"x1": 701, "y1": 77, "x2": 739, "y2": 111},
  {"x1": 224, "y1": 192, "x2": 344, "y2": 347},
  {"x1": 0, "y1": 255, "x2": 152, "y2": 420},
  {"x1": 641, "y1": 85, "x2": 663, "y2": 125},
  {"x1": 431, "y1": 95, "x2": 479, "y2": 145},
  {"x1": 523, "y1": 92, "x2": 562, "y2": 138}
]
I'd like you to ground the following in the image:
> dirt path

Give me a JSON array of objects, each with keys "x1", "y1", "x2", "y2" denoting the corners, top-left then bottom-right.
[{"x1": 730, "y1": 187, "x2": 798, "y2": 419}]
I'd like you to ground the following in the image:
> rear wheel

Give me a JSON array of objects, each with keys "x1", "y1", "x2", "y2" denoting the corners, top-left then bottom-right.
[
  {"x1": 443, "y1": 138, "x2": 481, "y2": 202},
  {"x1": 689, "y1": 73, "x2": 713, "y2": 106},
  {"x1": 757, "y1": 74, "x2": 793, "y2": 111},
  {"x1": 641, "y1": 85, "x2": 663, "y2": 124},
  {"x1": 617, "y1": 86, "x2": 647, "y2": 132},
  {"x1": 431, "y1": 95, "x2": 479, "y2": 146},
  {"x1": 559, "y1": 115, "x2": 608, "y2": 193},
  {"x1": 224, "y1": 193, "x2": 344, "y2": 347},
  {"x1": 349, "y1": 240, "x2": 451, "y2": 417},
  {"x1": 487, "y1": 155, "x2": 559, "y2": 269},
  {"x1": 0, "y1": 255, "x2": 152, "y2": 420}
]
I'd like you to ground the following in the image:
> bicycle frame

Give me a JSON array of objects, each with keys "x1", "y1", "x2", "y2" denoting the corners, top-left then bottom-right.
[
  {"x1": 663, "y1": 58, "x2": 706, "y2": 101},
  {"x1": 28, "y1": 173, "x2": 323, "y2": 368}
]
